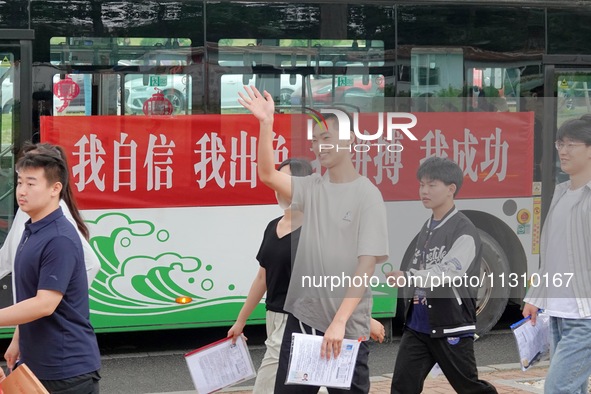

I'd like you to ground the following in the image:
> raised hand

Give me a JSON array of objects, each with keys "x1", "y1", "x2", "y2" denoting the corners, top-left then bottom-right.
[{"x1": 238, "y1": 85, "x2": 275, "y2": 123}]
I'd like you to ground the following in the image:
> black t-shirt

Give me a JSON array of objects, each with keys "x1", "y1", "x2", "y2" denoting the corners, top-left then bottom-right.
[{"x1": 256, "y1": 216, "x2": 301, "y2": 313}]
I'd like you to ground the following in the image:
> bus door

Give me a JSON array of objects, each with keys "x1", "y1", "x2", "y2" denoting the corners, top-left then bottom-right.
[
  {"x1": 542, "y1": 55, "x2": 591, "y2": 220},
  {"x1": 0, "y1": 29, "x2": 33, "y2": 308}
]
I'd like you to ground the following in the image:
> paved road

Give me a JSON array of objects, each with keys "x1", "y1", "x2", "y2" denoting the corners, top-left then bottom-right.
[
  {"x1": 0, "y1": 306, "x2": 525, "y2": 393},
  {"x1": 100, "y1": 327, "x2": 521, "y2": 393}
]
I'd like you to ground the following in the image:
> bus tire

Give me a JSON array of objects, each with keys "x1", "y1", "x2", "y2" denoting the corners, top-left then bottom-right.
[{"x1": 476, "y1": 229, "x2": 510, "y2": 336}]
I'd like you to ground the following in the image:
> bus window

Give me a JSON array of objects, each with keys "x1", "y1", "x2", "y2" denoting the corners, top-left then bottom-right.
[
  {"x1": 123, "y1": 74, "x2": 191, "y2": 116},
  {"x1": 291, "y1": 73, "x2": 385, "y2": 112},
  {"x1": 220, "y1": 73, "x2": 302, "y2": 113},
  {"x1": 98, "y1": 74, "x2": 121, "y2": 116},
  {"x1": 50, "y1": 37, "x2": 192, "y2": 66},
  {"x1": 555, "y1": 72, "x2": 591, "y2": 183},
  {"x1": 49, "y1": 37, "x2": 195, "y2": 116},
  {"x1": 52, "y1": 74, "x2": 91, "y2": 116},
  {"x1": 1, "y1": 66, "x2": 13, "y2": 116},
  {"x1": 465, "y1": 67, "x2": 510, "y2": 112},
  {"x1": 218, "y1": 39, "x2": 384, "y2": 68},
  {"x1": 410, "y1": 48, "x2": 463, "y2": 112},
  {"x1": 0, "y1": 63, "x2": 14, "y2": 209},
  {"x1": 53, "y1": 73, "x2": 120, "y2": 116},
  {"x1": 218, "y1": 38, "x2": 385, "y2": 111}
]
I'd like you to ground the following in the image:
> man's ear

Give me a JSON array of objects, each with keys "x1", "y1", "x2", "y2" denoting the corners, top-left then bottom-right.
[
  {"x1": 348, "y1": 130, "x2": 355, "y2": 145},
  {"x1": 51, "y1": 182, "x2": 63, "y2": 197},
  {"x1": 449, "y1": 183, "x2": 457, "y2": 196}
]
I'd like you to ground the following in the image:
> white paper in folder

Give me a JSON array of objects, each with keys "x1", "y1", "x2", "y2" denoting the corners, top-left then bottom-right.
[{"x1": 184, "y1": 336, "x2": 256, "y2": 393}]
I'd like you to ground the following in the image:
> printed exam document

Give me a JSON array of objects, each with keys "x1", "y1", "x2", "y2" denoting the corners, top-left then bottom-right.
[
  {"x1": 184, "y1": 336, "x2": 256, "y2": 394},
  {"x1": 286, "y1": 333, "x2": 360, "y2": 389},
  {"x1": 511, "y1": 312, "x2": 550, "y2": 371}
]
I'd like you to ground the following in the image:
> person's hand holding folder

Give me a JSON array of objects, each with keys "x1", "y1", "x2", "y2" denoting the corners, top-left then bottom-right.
[
  {"x1": 511, "y1": 312, "x2": 550, "y2": 371},
  {"x1": 522, "y1": 303, "x2": 540, "y2": 325}
]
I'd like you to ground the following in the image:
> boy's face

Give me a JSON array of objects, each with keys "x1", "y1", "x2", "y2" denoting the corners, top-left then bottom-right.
[
  {"x1": 17, "y1": 166, "x2": 61, "y2": 220},
  {"x1": 419, "y1": 177, "x2": 456, "y2": 211},
  {"x1": 556, "y1": 137, "x2": 591, "y2": 177},
  {"x1": 311, "y1": 118, "x2": 352, "y2": 168}
]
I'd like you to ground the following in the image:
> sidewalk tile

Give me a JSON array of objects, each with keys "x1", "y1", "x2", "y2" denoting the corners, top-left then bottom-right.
[{"x1": 217, "y1": 366, "x2": 550, "y2": 394}]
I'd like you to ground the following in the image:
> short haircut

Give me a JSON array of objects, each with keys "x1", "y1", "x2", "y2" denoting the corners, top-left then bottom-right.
[
  {"x1": 278, "y1": 158, "x2": 313, "y2": 177},
  {"x1": 18, "y1": 142, "x2": 90, "y2": 240},
  {"x1": 319, "y1": 109, "x2": 353, "y2": 132},
  {"x1": 21, "y1": 142, "x2": 63, "y2": 157},
  {"x1": 417, "y1": 157, "x2": 464, "y2": 197},
  {"x1": 556, "y1": 114, "x2": 591, "y2": 145},
  {"x1": 16, "y1": 152, "x2": 69, "y2": 194}
]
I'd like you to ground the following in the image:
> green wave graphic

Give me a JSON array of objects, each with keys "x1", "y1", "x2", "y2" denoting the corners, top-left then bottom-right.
[{"x1": 87, "y1": 212, "x2": 233, "y2": 316}]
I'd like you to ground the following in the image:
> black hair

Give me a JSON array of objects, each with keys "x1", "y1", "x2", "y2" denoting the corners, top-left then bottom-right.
[
  {"x1": 278, "y1": 158, "x2": 313, "y2": 177},
  {"x1": 556, "y1": 114, "x2": 591, "y2": 145},
  {"x1": 318, "y1": 109, "x2": 353, "y2": 132},
  {"x1": 417, "y1": 157, "x2": 464, "y2": 197},
  {"x1": 18, "y1": 142, "x2": 90, "y2": 240},
  {"x1": 16, "y1": 153, "x2": 68, "y2": 190}
]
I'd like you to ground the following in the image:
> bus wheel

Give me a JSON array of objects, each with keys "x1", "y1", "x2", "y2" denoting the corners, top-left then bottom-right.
[{"x1": 476, "y1": 229, "x2": 510, "y2": 336}]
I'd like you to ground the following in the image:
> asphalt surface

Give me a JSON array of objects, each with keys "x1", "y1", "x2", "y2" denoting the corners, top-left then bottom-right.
[{"x1": 0, "y1": 305, "x2": 525, "y2": 393}]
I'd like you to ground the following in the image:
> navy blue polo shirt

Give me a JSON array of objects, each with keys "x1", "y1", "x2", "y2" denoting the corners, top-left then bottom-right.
[{"x1": 14, "y1": 207, "x2": 101, "y2": 380}]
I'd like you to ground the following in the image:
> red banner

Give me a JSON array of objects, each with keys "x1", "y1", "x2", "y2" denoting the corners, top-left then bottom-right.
[{"x1": 41, "y1": 112, "x2": 533, "y2": 210}]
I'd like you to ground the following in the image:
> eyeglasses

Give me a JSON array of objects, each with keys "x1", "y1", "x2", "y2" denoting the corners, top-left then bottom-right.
[{"x1": 555, "y1": 141, "x2": 588, "y2": 151}]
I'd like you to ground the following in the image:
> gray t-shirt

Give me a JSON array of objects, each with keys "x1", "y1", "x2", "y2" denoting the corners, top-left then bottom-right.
[{"x1": 285, "y1": 173, "x2": 389, "y2": 339}]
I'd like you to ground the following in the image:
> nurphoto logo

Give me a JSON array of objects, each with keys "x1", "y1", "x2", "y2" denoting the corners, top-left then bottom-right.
[{"x1": 306, "y1": 108, "x2": 418, "y2": 153}]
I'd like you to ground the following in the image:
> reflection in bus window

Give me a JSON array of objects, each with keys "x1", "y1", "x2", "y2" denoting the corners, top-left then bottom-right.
[
  {"x1": 218, "y1": 39, "x2": 384, "y2": 67},
  {"x1": 555, "y1": 73, "x2": 591, "y2": 183},
  {"x1": 1, "y1": 69, "x2": 13, "y2": 116},
  {"x1": 291, "y1": 74, "x2": 384, "y2": 112},
  {"x1": 124, "y1": 74, "x2": 191, "y2": 115},
  {"x1": 50, "y1": 37, "x2": 192, "y2": 66},
  {"x1": 220, "y1": 74, "x2": 302, "y2": 113},
  {"x1": 410, "y1": 48, "x2": 464, "y2": 112},
  {"x1": 53, "y1": 74, "x2": 120, "y2": 116},
  {"x1": 52, "y1": 74, "x2": 90, "y2": 116},
  {"x1": 218, "y1": 38, "x2": 385, "y2": 111}
]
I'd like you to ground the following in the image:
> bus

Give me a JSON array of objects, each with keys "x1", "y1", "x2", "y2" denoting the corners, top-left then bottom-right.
[{"x1": 1, "y1": 0, "x2": 589, "y2": 338}]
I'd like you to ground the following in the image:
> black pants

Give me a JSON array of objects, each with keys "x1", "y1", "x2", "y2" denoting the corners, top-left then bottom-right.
[
  {"x1": 391, "y1": 329, "x2": 497, "y2": 394},
  {"x1": 39, "y1": 370, "x2": 100, "y2": 394},
  {"x1": 274, "y1": 314, "x2": 370, "y2": 394}
]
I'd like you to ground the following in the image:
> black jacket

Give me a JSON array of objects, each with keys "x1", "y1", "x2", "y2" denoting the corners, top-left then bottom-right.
[{"x1": 401, "y1": 207, "x2": 482, "y2": 338}]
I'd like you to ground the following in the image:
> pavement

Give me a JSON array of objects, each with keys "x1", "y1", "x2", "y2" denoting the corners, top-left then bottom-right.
[{"x1": 158, "y1": 362, "x2": 551, "y2": 394}]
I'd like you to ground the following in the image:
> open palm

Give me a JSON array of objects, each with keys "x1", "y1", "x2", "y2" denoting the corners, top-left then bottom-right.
[{"x1": 238, "y1": 85, "x2": 275, "y2": 122}]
